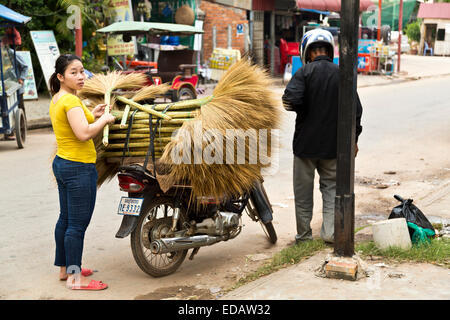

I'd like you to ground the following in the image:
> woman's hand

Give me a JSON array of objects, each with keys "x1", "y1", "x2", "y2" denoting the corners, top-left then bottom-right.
[
  {"x1": 92, "y1": 104, "x2": 108, "y2": 119},
  {"x1": 99, "y1": 112, "x2": 116, "y2": 125},
  {"x1": 67, "y1": 106, "x2": 115, "y2": 142}
]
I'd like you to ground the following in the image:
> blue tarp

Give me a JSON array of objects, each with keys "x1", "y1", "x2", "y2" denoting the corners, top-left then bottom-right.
[{"x1": 0, "y1": 5, "x2": 31, "y2": 25}]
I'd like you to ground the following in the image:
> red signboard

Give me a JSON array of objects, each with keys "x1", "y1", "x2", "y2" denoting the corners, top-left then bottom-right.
[{"x1": 252, "y1": 0, "x2": 275, "y2": 11}]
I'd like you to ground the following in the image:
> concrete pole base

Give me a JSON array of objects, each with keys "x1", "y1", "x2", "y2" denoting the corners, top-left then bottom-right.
[{"x1": 315, "y1": 252, "x2": 369, "y2": 281}]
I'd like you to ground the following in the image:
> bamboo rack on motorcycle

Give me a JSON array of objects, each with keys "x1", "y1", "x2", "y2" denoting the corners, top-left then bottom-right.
[{"x1": 76, "y1": 58, "x2": 282, "y2": 199}]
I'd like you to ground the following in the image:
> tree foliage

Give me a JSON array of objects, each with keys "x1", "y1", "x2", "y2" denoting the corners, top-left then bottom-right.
[
  {"x1": 405, "y1": 20, "x2": 421, "y2": 43},
  {"x1": 3, "y1": 0, "x2": 115, "y2": 92}
]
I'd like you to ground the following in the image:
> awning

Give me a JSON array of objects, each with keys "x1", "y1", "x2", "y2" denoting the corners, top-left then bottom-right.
[
  {"x1": 97, "y1": 21, "x2": 203, "y2": 36},
  {"x1": 0, "y1": 4, "x2": 31, "y2": 24},
  {"x1": 296, "y1": 0, "x2": 374, "y2": 13},
  {"x1": 417, "y1": 3, "x2": 450, "y2": 20}
]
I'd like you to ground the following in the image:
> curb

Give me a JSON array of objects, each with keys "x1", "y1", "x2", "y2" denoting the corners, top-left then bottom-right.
[
  {"x1": 358, "y1": 73, "x2": 450, "y2": 88},
  {"x1": 27, "y1": 118, "x2": 52, "y2": 130}
]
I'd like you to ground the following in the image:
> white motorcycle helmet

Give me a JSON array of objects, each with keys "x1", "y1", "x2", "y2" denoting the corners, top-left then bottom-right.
[{"x1": 300, "y1": 28, "x2": 335, "y2": 64}]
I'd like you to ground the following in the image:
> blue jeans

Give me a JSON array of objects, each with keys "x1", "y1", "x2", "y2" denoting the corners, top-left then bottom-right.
[{"x1": 52, "y1": 155, "x2": 98, "y2": 274}]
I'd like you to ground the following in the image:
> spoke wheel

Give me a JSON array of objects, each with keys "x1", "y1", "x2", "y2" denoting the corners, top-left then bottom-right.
[
  {"x1": 15, "y1": 108, "x2": 26, "y2": 149},
  {"x1": 130, "y1": 197, "x2": 187, "y2": 277},
  {"x1": 259, "y1": 220, "x2": 277, "y2": 244}
]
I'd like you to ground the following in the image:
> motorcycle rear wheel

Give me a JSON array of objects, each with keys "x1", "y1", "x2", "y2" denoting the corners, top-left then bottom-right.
[{"x1": 130, "y1": 197, "x2": 188, "y2": 277}]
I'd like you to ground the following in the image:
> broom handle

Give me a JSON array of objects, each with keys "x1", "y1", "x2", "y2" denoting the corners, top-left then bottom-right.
[
  {"x1": 102, "y1": 90, "x2": 112, "y2": 146},
  {"x1": 106, "y1": 142, "x2": 169, "y2": 149},
  {"x1": 116, "y1": 96, "x2": 172, "y2": 120},
  {"x1": 113, "y1": 110, "x2": 196, "y2": 120},
  {"x1": 110, "y1": 118, "x2": 191, "y2": 129},
  {"x1": 150, "y1": 95, "x2": 213, "y2": 111},
  {"x1": 120, "y1": 105, "x2": 131, "y2": 128},
  {"x1": 102, "y1": 151, "x2": 163, "y2": 158}
]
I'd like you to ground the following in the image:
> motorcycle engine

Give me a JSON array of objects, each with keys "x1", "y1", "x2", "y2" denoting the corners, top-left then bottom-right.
[{"x1": 195, "y1": 211, "x2": 240, "y2": 236}]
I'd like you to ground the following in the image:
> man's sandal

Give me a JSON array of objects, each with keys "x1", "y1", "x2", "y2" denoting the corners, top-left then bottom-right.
[{"x1": 67, "y1": 280, "x2": 108, "y2": 291}]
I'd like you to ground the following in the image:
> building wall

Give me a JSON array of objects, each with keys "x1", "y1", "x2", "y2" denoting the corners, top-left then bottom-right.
[
  {"x1": 421, "y1": 18, "x2": 450, "y2": 56},
  {"x1": 252, "y1": 11, "x2": 265, "y2": 65},
  {"x1": 200, "y1": 0, "x2": 249, "y2": 62},
  {"x1": 213, "y1": 0, "x2": 252, "y2": 10}
]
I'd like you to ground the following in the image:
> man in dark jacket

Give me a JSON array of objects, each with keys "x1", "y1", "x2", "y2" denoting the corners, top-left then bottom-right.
[{"x1": 282, "y1": 29, "x2": 363, "y2": 244}]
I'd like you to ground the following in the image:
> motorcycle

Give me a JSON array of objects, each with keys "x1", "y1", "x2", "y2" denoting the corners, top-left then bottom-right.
[{"x1": 114, "y1": 163, "x2": 277, "y2": 277}]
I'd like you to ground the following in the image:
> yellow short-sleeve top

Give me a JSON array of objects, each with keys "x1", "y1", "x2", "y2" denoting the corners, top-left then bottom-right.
[{"x1": 49, "y1": 93, "x2": 96, "y2": 163}]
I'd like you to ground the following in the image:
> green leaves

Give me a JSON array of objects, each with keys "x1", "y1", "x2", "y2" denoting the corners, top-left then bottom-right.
[{"x1": 405, "y1": 21, "x2": 421, "y2": 43}]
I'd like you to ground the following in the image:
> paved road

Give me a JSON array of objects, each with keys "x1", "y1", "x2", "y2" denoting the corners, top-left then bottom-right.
[{"x1": 0, "y1": 75, "x2": 449, "y2": 299}]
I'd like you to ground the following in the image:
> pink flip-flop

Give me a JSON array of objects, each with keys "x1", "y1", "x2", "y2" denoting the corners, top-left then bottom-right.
[
  {"x1": 81, "y1": 268, "x2": 94, "y2": 277},
  {"x1": 68, "y1": 280, "x2": 108, "y2": 291},
  {"x1": 60, "y1": 268, "x2": 94, "y2": 281}
]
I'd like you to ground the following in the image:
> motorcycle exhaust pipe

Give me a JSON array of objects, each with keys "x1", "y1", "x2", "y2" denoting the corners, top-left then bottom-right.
[{"x1": 150, "y1": 235, "x2": 227, "y2": 254}]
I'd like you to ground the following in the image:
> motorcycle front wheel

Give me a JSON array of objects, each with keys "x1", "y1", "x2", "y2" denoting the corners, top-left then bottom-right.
[
  {"x1": 130, "y1": 197, "x2": 188, "y2": 277},
  {"x1": 260, "y1": 221, "x2": 277, "y2": 244}
]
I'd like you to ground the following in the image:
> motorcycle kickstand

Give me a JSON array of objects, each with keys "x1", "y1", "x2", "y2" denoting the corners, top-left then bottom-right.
[{"x1": 189, "y1": 247, "x2": 200, "y2": 260}]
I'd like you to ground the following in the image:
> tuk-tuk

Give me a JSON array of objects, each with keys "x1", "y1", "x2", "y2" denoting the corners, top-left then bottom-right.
[
  {"x1": 0, "y1": 5, "x2": 30, "y2": 148},
  {"x1": 97, "y1": 21, "x2": 203, "y2": 102}
]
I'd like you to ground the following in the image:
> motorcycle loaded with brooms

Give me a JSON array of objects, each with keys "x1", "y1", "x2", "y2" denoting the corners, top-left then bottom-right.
[{"x1": 75, "y1": 58, "x2": 282, "y2": 277}]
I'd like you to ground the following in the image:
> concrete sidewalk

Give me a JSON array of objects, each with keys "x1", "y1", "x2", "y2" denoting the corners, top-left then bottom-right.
[
  {"x1": 220, "y1": 178, "x2": 450, "y2": 300},
  {"x1": 221, "y1": 249, "x2": 450, "y2": 300},
  {"x1": 23, "y1": 54, "x2": 450, "y2": 130},
  {"x1": 220, "y1": 187, "x2": 450, "y2": 300}
]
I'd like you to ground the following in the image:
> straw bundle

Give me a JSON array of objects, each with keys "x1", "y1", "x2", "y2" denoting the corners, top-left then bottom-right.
[
  {"x1": 158, "y1": 58, "x2": 282, "y2": 200},
  {"x1": 93, "y1": 83, "x2": 174, "y2": 186},
  {"x1": 78, "y1": 71, "x2": 149, "y2": 146},
  {"x1": 50, "y1": 71, "x2": 172, "y2": 186},
  {"x1": 78, "y1": 71, "x2": 148, "y2": 99}
]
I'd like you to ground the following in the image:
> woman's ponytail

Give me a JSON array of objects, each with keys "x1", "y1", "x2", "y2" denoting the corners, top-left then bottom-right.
[
  {"x1": 49, "y1": 54, "x2": 82, "y2": 96},
  {"x1": 49, "y1": 72, "x2": 60, "y2": 96}
]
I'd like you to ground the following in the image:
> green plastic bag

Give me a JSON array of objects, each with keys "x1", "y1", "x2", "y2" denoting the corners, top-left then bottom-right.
[{"x1": 407, "y1": 222, "x2": 435, "y2": 245}]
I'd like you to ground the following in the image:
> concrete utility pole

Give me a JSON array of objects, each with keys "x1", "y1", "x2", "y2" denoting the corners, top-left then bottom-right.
[
  {"x1": 334, "y1": 0, "x2": 360, "y2": 257},
  {"x1": 397, "y1": 0, "x2": 404, "y2": 73}
]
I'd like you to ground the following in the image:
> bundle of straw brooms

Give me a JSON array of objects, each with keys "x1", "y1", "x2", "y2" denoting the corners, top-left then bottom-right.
[{"x1": 67, "y1": 58, "x2": 281, "y2": 199}]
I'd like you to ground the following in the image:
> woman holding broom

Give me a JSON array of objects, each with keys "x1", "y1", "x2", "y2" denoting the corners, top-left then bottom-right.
[{"x1": 49, "y1": 54, "x2": 115, "y2": 290}]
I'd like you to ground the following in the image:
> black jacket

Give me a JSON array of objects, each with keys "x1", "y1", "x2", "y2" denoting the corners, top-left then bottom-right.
[{"x1": 282, "y1": 55, "x2": 363, "y2": 159}]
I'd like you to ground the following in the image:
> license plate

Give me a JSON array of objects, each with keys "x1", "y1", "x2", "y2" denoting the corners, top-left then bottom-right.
[{"x1": 117, "y1": 197, "x2": 144, "y2": 216}]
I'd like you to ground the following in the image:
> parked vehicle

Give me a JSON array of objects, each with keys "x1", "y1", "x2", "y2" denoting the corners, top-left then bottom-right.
[
  {"x1": 97, "y1": 21, "x2": 203, "y2": 102},
  {"x1": 0, "y1": 5, "x2": 30, "y2": 148},
  {"x1": 115, "y1": 163, "x2": 277, "y2": 277}
]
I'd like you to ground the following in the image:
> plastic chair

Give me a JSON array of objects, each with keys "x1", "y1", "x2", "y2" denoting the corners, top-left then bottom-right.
[
  {"x1": 279, "y1": 38, "x2": 299, "y2": 74},
  {"x1": 424, "y1": 42, "x2": 433, "y2": 56}
]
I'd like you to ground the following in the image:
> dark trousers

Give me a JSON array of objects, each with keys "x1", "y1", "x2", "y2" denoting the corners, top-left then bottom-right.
[
  {"x1": 293, "y1": 156, "x2": 337, "y2": 243},
  {"x1": 52, "y1": 155, "x2": 98, "y2": 273}
]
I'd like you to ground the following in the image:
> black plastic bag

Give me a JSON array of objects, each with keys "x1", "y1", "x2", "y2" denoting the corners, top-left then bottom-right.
[{"x1": 388, "y1": 195, "x2": 435, "y2": 238}]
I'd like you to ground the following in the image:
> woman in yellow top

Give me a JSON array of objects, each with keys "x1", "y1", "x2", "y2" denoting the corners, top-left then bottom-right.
[{"x1": 49, "y1": 54, "x2": 115, "y2": 291}]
